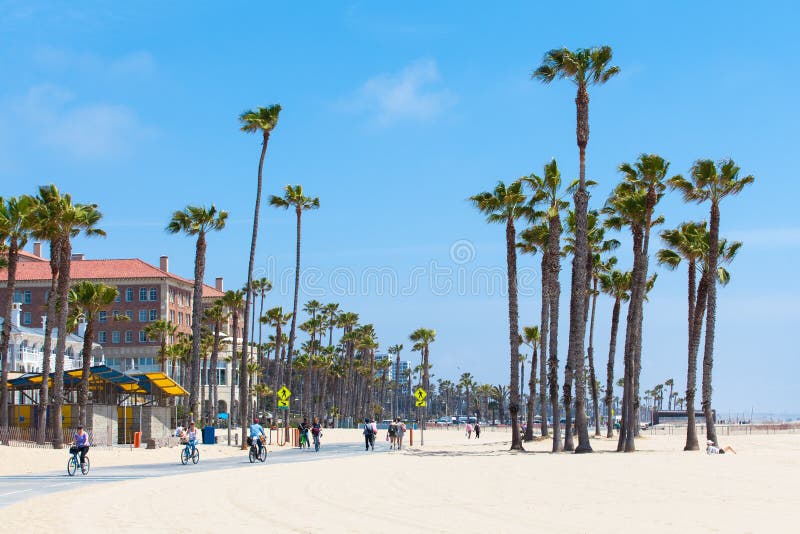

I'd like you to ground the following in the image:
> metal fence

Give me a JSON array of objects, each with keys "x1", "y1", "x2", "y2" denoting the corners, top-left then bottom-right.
[
  {"x1": 0, "y1": 426, "x2": 111, "y2": 448},
  {"x1": 648, "y1": 422, "x2": 800, "y2": 436}
]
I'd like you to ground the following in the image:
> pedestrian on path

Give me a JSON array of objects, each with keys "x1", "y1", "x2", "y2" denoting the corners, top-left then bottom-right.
[{"x1": 465, "y1": 422, "x2": 473, "y2": 439}]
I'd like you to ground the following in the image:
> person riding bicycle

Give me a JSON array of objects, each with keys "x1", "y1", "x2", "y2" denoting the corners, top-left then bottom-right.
[
  {"x1": 72, "y1": 424, "x2": 90, "y2": 467},
  {"x1": 185, "y1": 421, "x2": 199, "y2": 454},
  {"x1": 249, "y1": 418, "x2": 266, "y2": 455},
  {"x1": 298, "y1": 418, "x2": 310, "y2": 448},
  {"x1": 311, "y1": 417, "x2": 322, "y2": 449}
]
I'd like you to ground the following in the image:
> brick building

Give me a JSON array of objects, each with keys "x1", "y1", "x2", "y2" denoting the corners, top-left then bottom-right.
[{"x1": 0, "y1": 244, "x2": 240, "y2": 412}]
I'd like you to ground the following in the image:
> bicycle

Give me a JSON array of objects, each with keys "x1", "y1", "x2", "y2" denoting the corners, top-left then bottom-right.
[
  {"x1": 299, "y1": 431, "x2": 309, "y2": 449},
  {"x1": 180, "y1": 439, "x2": 199, "y2": 465},
  {"x1": 312, "y1": 430, "x2": 321, "y2": 452},
  {"x1": 247, "y1": 435, "x2": 267, "y2": 463},
  {"x1": 67, "y1": 446, "x2": 90, "y2": 476}
]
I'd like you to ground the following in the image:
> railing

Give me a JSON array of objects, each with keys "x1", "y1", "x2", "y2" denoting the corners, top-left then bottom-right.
[
  {"x1": 0, "y1": 426, "x2": 109, "y2": 448},
  {"x1": 648, "y1": 422, "x2": 800, "y2": 436}
]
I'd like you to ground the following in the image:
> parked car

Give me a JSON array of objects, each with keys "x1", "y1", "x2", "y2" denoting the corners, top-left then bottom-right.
[{"x1": 435, "y1": 416, "x2": 452, "y2": 426}]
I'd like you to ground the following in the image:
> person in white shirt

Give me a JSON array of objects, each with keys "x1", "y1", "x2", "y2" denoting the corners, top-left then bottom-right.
[{"x1": 706, "y1": 439, "x2": 736, "y2": 454}]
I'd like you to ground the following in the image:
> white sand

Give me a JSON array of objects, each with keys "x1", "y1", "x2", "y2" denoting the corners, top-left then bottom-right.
[{"x1": 1, "y1": 428, "x2": 798, "y2": 533}]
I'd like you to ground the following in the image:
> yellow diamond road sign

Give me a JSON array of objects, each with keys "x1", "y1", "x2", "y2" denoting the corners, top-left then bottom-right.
[
  {"x1": 415, "y1": 399, "x2": 427, "y2": 407},
  {"x1": 414, "y1": 387, "x2": 427, "y2": 401},
  {"x1": 277, "y1": 386, "x2": 292, "y2": 401}
]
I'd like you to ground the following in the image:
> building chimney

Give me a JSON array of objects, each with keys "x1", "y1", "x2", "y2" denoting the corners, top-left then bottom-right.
[
  {"x1": 160, "y1": 255, "x2": 169, "y2": 272},
  {"x1": 33, "y1": 242, "x2": 42, "y2": 257},
  {"x1": 71, "y1": 253, "x2": 85, "y2": 261},
  {"x1": 215, "y1": 277, "x2": 224, "y2": 291},
  {"x1": 77, "y1": 317, "x2": 87, "y2": 338},
  {"x1": 11, "y1": 303, "x2": 22, "y2": 328}
]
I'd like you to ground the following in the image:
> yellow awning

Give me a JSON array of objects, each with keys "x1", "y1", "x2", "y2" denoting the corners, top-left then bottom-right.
[{"x1": 135, "y1": 372, "x2": 188, "y2": 397}]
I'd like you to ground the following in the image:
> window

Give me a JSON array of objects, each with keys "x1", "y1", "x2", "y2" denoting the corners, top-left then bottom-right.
[
  {"x1": 169, "y1": 289, "x2": 174, "y2": 304},
  {"x1": 125, "y1": 331, "x2": 133, "y2": 344},
  {"x1": 139, "y1": 288, "x2": 147, "y2": 301},
  {"x1": 114, "y1": 290, "x2": 120, "y2": 303},
  {"x1": 139, "y1": 310, "x2": 147, "y2": 322},
  {"x1": 23, "y1": 291, "x2": 32, "y2": 304},
  {"x1": 126, "y1": 288, "x2": 133, "y2": 302},
  {"x1": 149, "y1": 288, "x2": 158, "y2": 301},
  {"x1": 149, "y1": 309, "x2": 158, "y2": 321},
  {"x1": 139, "y1": 331, "x2": 148, "y2": 343},
  {"x1": 112, "y1": 331, "x2": 121, "y2": 344},
  {"x1": 169, "y1": 310, "x2": 175, "y2": 322},
  {"x1": 98, "y1": 331, "x2": 107, "y2": 343},
  {"x1": 13, "y1": 290, "x2": 22, "y2": 303},
  {"x1": 98, "y1": 311, "x2": 107, "y2": 323},
  {"x1": 218, "y1": 369, "x2": 226, "y2": 386},
  {"x1": 125, "y1": 310, "x2": 133, "y2": 321},
  {"x1": 178, "y1": 312, "x2": 183, "y2": 325},
  {"x1": 113, "y1": 310, "x2": 120, "y2": 320},
  {"x1": 169, "y1": 334, "x2": 174, "y2": 344},
  {"x1": 23, "y1": 312, "x2": 31, "y2": 324}
]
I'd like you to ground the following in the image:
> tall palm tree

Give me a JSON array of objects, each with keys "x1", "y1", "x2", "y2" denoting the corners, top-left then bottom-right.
[
  {"x1": 40, "y1": 186, "x2": 105, "y2": 446},
  {"x1": 604, "y1": 154, "x2": 670, "y2": 452},
  {"x1": 167, "y1": 204, "x2": 227, "y2": 422},
  {"x1": 323, "y1": 303, "x2": 340, "y2": 347},
  {"x1": 521, "y1": 160, "x2": 567, "y2": 450},
  {"x1": 269, "y1": 184, "x2": 319, "y2": 437},
  {"x1": 388, "y1": 343, "x2": 404, "y2": 418},
  {"x1": 458, "y1": 372, "x2": 475, "y2": 420},
  {"x1": 221, "y1": 288, "x2": 244, "y2": 444},
  {"x1": 0, "y1": 195, "x2": 34, "y2": 441},
  {"x1": 238, "y1": 104, "x2": 281, "y2": 434},
  {"x1": 598, "y1": 267, "x2": 631, "y2": 438},
  {"x1": 144, "y1": 319, "x2": 178, "y2": 374},
  {"x1": 533, "y1": 46, "x2": 619, "y2": 454},
  {"x1": 521, "y1": 326, "x2": 540, "y2": 441},
  {"x1": 67, "y1": 284, "x2": 117, "y2": 427},
  {"x1": 265, "y1": 306, "x2": 291, "y2": 417},
  {"x1": 470, "y1": 180, "x2": 530, "y2": 450},
  {"x1": 669, "y1": 159, "x2": 754, "y2": 446}
]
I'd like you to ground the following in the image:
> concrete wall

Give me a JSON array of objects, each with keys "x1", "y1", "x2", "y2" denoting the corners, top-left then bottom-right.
[
  {"x1": 86, "y1": 404, "x2": 117, "y2": 446},
  {"x1": 140, "y1": 405, "x2": 172, "y2": 441}
]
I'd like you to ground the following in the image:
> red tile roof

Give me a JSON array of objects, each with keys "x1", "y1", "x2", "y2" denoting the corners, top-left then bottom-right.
[
  {"x1": 1, "y1": 257, "x2": 224, "y2": 298},
  {"x1": 18, "y1": 250, "x2": 47, "y2": 262}
]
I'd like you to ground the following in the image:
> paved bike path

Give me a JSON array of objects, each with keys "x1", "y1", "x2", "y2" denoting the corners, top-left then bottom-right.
[{"x1": 0, "y1": 441, "x2": 380, "y2": 509}]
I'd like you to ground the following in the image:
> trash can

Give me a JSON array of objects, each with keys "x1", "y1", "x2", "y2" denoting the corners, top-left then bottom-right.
[{"x1": 202, "y1": 425, "x2": 215, "y2": 445}]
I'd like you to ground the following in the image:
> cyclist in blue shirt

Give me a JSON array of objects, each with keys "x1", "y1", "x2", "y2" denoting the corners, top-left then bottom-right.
[
  {"x1": 185, "y1": 421, "x2": 199, "y2": 454},
  {"x1": 249, "y1": 418, "x2": 266, "y2": 455}
]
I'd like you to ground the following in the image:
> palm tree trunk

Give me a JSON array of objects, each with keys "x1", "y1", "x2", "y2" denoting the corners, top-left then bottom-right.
[
  {"x1": 605, "y1": 297, "x2": 621, "y2": 438},
  {"x1": 505, "y1": 216, "x2": 523, "y2": 450},
  {"x1": 588, "y1": 277, "x2": 601, "y2": 437},
  {"x1": 547, "y1": 215, "x2": 562, "y2": 452},
  {"x1": 211, "y1": 321, "x2": 220, "y2": 425},
  {"x1": 271, "y1": 323, "x2": 282, "y2": 422},
  {"x1": 228, "y1": 311, "x2": 238, "y2": 445},
  {"x1": 189, "y1": 232, "x2": 206, "y2": 420},
  {"x1": 394, "y1": 352, "x2": 401, "y2": 419},
  {"x1": 0, "y1": 237, "x2": 20, "y2": 442},
  {"x1": 37, "y1": 241, "x2": 60, "y2": 444},
  {"x1": 702, "y1": 202, "x2": 720, "y2": 445},
  {"x1": 539, "y1": 253, "x2": 549, "y2": 437},
  {"x1": 684, "y1": 259, "x2": 704, "y2": 451},
  {"x1": 284, "y1": 208, "x2": 302, "y2": 441},
  {"x1": 52, "y1": 236, "x2": 73, "y2": 448},
  {"x1": 77, "y1": 319, "x2": 95, "y2": 427},
  {"x1": 524, "y1": 346, "x2": 536, "y2": 441}
]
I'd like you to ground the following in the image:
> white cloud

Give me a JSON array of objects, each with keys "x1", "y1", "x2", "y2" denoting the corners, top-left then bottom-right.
[
  {"x1": 32, "y1": 46, "x2": 156, "y2": 78},
  {"x1": 350, "y1": 59, "x2": 456, "y2": 126},
  {"x1": 12, "y1": 84, "x2": 153, "y2": 159}
]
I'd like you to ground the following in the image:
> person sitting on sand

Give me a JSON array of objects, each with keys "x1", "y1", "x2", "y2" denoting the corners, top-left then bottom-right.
[{"x1": 706, "y1": 439, "x2": 736, "y2": 455}]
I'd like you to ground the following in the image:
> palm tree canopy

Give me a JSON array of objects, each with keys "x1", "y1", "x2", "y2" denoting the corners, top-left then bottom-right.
[
  {"x1": 521, "y1": 325, "x2": 540, "y2": 346},
  {"x1": 68, "y1": 281, "x2": 119, "y2": 328},
  {"x1": 469, "y1": 180, "x2": 530, "y2": 224},
  {"x1": 269, "y1": 185, "x2": 320, "y2": 212},
  {"x1": 166, "y1": 204, "x2": 228, "y2": 236},
  {"x1": 532, "y1": 46, "x2": 620, "y2": 87},
  {"x1": 598, "y1": 269, "x2": 632, "y2": 302},
  {"x1": 0, "y1": 195, "x2": 35, "y2": 247},
  {"x1": 668, "y1": 158, "x2": 755, "y2": 206},
  {"x1": 239, "y1": 104, "x2": 282, "y2": 135}
]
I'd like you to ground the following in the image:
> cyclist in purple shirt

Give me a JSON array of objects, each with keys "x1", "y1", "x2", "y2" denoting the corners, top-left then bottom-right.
[{"x1": 72, "y1": 425, "x2": 90, "y2": 466}]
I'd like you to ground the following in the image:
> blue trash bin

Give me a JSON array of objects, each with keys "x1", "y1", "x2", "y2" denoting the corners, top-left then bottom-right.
[{"x1": 202, "y1": 425, "x2": 215, "y2": 445}]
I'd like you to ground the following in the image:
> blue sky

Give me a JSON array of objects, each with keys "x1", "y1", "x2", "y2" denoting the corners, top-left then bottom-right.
[{"x1": 1, "y1": 1, "x2": 798, "y2": 415}]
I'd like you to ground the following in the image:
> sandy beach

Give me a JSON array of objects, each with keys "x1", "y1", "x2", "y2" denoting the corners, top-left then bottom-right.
[{"x1": 1, "y1": 428, "x2": 797, "y2": 533}]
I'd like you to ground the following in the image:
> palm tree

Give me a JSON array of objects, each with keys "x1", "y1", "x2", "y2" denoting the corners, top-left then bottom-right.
[
  {"x1": 204, "y1": 300, "x2": 228, "y2": 425},
  {"x1": 144, "y1": 319, "x2": 178, "y2": 374},
  {"x1": 533, "y1": 46, "x2": 619, "y2": 454},
  {"x1": 409, "y1": 327, "x2": 435, "y2": 430},
  {"x1": 458, "y1": 372, "x2": 475, "y2": 420},
  {"x1": 39, "y1": 186, "x2": 105, "y2": 446},
  {"x1": 269, "y1": 184, "x2": 319, "y2": 437},
  {"x1": 604, "y1": 154, "x2": 670, "y2": 452},
  {"x1": 167, "y1": 204, "x2": 227, "y2": 422},
  {"x1": 251, "y1": 277, "x2": 272, "y2": 385},
  {"x1": 470, "y1": 180, "x2": 529, "y2": 451},
  {"x1": 521, "y1": 326, "x2": 540, "y2": 441},
  {"x1": 0, "y1": 195, "x2": 34, "y2": 441},
  {"x1": 323, "y1": 303, "x2": 340, "y2": 347},
  {"x1": 669, "y1": 159, "x2": 754, "y2": 446},
  {"x1": 521, "y1": 160, "x2": 567, "y2": 450},
  {"x1": 239, "y1": 104, "x2": 281, "y2": 434},
  {"x1": 598, "y1": 267, "x2": 631, "y2": 438},
  {"x1": 388, "y1": 343, "x2": 404, "y2": 418},
  {"x1": 265, "y1": 306, "x2": 291, "y2": 417},
  {"x1": 221, "y1": 288, "x2": 244, "y2": 443}
]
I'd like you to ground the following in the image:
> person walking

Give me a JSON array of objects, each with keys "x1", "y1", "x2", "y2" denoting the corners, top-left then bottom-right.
[
  {"x1": 465, "y1": 422, "x2": 473, "y2": 439},
  {"x1": 388, "y1": 419, "x2": 398, "y2": 450},
  {"x1": 396, "y1": 419, "x2": 406, "y2": 450},
  {"x1": 363, "y1": 418, "x2": 375, "y2": 451},
  {"x1": 474, "y1": 421, "x2": 481, "y2": 439}
]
